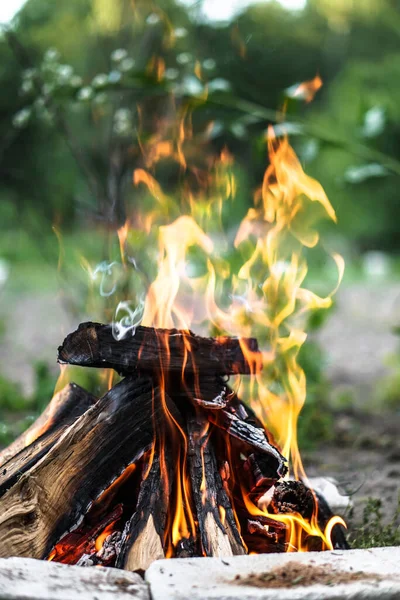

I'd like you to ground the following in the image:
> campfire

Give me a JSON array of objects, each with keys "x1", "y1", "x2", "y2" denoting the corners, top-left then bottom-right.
[{"x1": 0, "y1": 110, "x2": 347, "y2": 571}]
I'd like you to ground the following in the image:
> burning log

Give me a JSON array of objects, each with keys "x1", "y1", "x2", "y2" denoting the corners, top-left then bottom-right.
[
  {"x1": 175, "y1": 536, "x2": 198, "y2": 558},
  {"x1": 0, "y1": 383, "x2": 96, "y2": 467},
  {"x1": 187, "y1": 411, "x2": 246, "y2": 557},
  {"x1": 0, "y1": 376, "x2": 169, "y2": 560},
  {"x1": 0, "y1": 384, "x2": 97, "y2": 498},
  {"x1": 209, "y1": 409, "x2": 287, "y2": 478},
  {"x1": 270, "y1": 481, "x2": 314, "y2": 519},
  {"x1": 172, "y1": 374, "x2": 287, "y2": 482},
  {"x1": 50, "y1": 504, "x2": 124, "y2": 565},
  {"x1": 215, "y1": 459, "x2": 247, "y2": 556},
  {"x1": 0, "y1": 317, "x2": 348, "y2": 565},
  {"x1": 245, "y1": 518, "x2": 287, "y2": 553},
  {"x1": 243, "y1": 453, "x2": 281, "y2": 503},
  {"x1": 58, "y1": 322, "x2": 261, "y2": 376},
  {"x1": 117, "y1": 452, "x2": 172, "y2": 572},
  {"x1": 172, "y1": 374, "x2": 230, "y2": 410},
  {"x1": 313, "y1": 490, "x2": 349, "y2": 550}
]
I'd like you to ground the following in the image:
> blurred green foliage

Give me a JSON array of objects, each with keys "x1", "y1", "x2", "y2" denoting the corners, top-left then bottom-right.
[
  {"x1": 0, "y1": 362, "x2": 108, "y2": 448},
  {"x1": 0, "y1": 0, "x2": 400, "y2": 254},
  {"x1": 0, "y1": 362, "x2": 53, "y2": 446},
  {"x1": 375, "y1": 328, "x2": 400, "y2": 411}
]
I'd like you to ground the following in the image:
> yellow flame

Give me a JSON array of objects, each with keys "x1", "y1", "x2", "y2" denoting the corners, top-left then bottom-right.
[
  {"x1": 51, "y1": 70, "x2": 345, "y2": 555},
  {"x1": 141, "y1": 215, "x2": 213, "y2": 329},
  {"x1": 133, "y1": 92, "x2": 345, "y2": 548}
]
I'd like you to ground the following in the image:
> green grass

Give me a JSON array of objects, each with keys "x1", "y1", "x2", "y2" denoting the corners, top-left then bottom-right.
[{"x1": 349, "y1": 496, "x2": 400, "y2": 548}]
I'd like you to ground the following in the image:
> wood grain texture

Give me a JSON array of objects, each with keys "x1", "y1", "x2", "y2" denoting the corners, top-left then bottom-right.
[
  {"x1": 208, "y1": 409, "x2": 287, "y2": 479},
  {"x1": 58, "y1": 322, "x2": 260, "y2": 376},
  {"x1": 117, "y1": 452, "x2": 172, "y2": 572},
  {"x1": 0, "y1": 376, "x2": 165, "y2": 560},
  {"x1": 187, "y1": 411, "x2": 245, "y2": 557},
  {"x1": 0, "y1": 386, "x2": 97, "y2": 498}
]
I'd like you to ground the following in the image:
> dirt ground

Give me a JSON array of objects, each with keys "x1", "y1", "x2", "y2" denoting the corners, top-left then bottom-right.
[
  {"x1": 304, "y1": 408, "x2": 400, "y2": 528},
  {"x1": 310, "y1": 282, "x2": 400, "y2": 527},
  {"x1": 314, "y1": 282, "x2": 400, "y2": 408}
]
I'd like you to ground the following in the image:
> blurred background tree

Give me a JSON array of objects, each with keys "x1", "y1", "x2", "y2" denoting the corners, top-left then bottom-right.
[
  {"x1": 1, "y1": 0, "x2": 400, "y2": 442},
  {"x1": 1, "y1": 0, "x2": 400, "y2": 254}
]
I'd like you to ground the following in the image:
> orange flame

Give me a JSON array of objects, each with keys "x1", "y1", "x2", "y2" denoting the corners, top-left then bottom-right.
[
  {"x1": 125, "y1": 79, "x2": 345, "y2": 550},
  {"x1": 48, "y1": 70, "x2": 345, "y2": 559},
  {"x1": 95, "y1": 521, "x2": 117, "y2": 552},
  {"x1": 292, "y1": 74, "x2": 323, "y2": 103}
]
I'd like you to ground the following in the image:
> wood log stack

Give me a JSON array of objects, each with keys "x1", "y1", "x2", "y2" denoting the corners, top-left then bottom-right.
[{"x1": 0, "y1": 322, "x2": 347, "y2": 572}]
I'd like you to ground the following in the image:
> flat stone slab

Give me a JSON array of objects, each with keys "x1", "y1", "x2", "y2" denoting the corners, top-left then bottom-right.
[
  {"x1": 0, "y1": 557, "x2": 149, "y2": 600},
  {"x1": 146, "y1": 547, "x2": 400, "y2": 600}
]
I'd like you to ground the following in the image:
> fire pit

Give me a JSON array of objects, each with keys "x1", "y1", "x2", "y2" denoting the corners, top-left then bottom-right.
[
  {"x1": 0, "y1": 321, "x2": 346, "y2": 570},
  {"x1": 0, "y1": 126, "x2": 348, "y2": 572}
]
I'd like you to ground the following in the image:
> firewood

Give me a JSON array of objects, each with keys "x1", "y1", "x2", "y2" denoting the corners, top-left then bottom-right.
[
  {"x1": 169, "y1": 374, "x2": 230, "y2": 410},
  {"x1": 95, "y1": 531, "x2": 123, "y2": 566},
  {"x1": 227, "y1": 390, "x2": 266, "y2": 429},
  {"x1": 208, "y1": 409, "x2": 287, "y2": 479},
  {"x1": 0, "y1": 426, "x2": 67, "y2": 499},
  {"x1": 213, "y1": 451, "x2": 247, "y2": 556},
  {"x1": 270, "y1": 481, "x2": 314, "y2": 519},
  {"x1": 0, "y1": 376, "x2": 169, "y2": 560},
  {"x1": 175, "y1": 536, "x2": 198, "y2": 558},
  {"x1": 187, "y1": 411, "x2": 246, "y2": 557},
  {"x1": 58, "y1": 322, "x2": 261, "y2": 376},
  {"x1": 0, "y1": 385, "x2": 97, "y2": 498},
  {"x1": 50, "y1": 504, "x2": 123, "y2": 565},
  {"x1": 242, "y1": 531, "x2": 287, "y2": 554},
  {"x1": 243, "y1": 453, "x2": 279, "y2": 502},
  {"x1": 117, "y1": 452, "x2": 173, "y2": 572},
  {"x1": 123, "y1": 515, "x2": 164, "y2": 572},
  {"x1": 0, "y1": 383, "x2": 96, "y2": 467}
]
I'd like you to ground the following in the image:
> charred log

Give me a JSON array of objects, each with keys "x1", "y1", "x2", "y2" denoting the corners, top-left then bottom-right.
[
  {"x1": 0, "y1": 385, "x2": 97, "y2": 498},
  {"x1": 58, "y1": 322, "x2": 260, "y2": 376},
  {"x1": 208, "y1": 409, "x2": 287, "y2": 479},
  {"x1": 95, "y1": 531, "x2": 123, "y2": 566},
  {"x1": 175, "y1": 536, "x2": 198, "y2": 558},
  {"x1": 117, "y1": 451, "x2": 173, "y2": 572},
  {"x1": 0, "y1": 376, "x2": 169, "y2": 560},
  {"x1": 314, "y1": 490, "x2": 349, "y2": 550},
  {"x1": 270, "y1": 481, "x2": 314, "y2": 519},
  {"x1": 243, "y1": 453, "x2": 281, "y2": 502},
  {"x1": 214, "y1": 464, "x2": 246, "y2": 556},
  {"x1": 187, "y1": 411, "x2": 246, "y2": 557},
  {"x1": 50, "y1": 504, "x2": 123, "y2": 565},
  {"x1": 170, "y1": 374, "x2": 230, "y2": 410}
]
